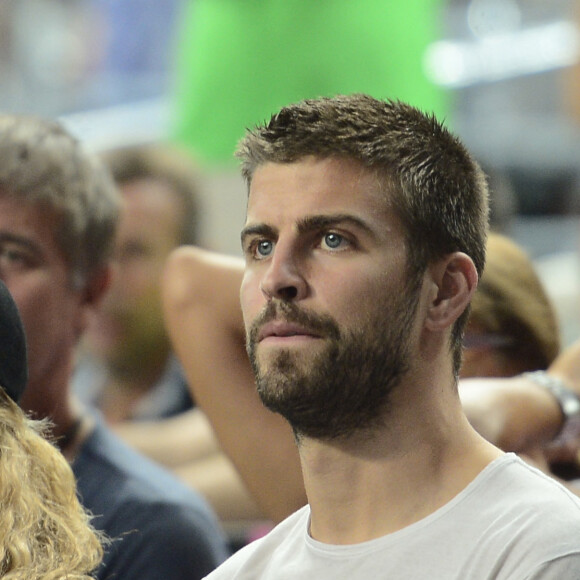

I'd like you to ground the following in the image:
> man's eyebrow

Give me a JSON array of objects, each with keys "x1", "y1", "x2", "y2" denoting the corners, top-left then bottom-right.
[
  {"x1": 240, "y1": 223, "x2": 277, "y2": 246},
  {"x1": 296, "y1": 214, "x2": 376, "y2": 237},
  {"x1": 0, "y1": 232, "x2": 40, "y2": 253},
  {"x1": 241, "y1": 214, "x2": 377, "y2": 246}
]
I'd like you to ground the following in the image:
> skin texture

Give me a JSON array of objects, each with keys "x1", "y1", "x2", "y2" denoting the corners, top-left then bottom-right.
[{"x1": 241, "y1": 158, "x2": 419, "y2": 440}]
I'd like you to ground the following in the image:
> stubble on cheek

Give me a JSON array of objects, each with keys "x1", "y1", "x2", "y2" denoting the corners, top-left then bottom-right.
[{"x1": 245, "y1": 300, "x2": 341, "y2": 410}]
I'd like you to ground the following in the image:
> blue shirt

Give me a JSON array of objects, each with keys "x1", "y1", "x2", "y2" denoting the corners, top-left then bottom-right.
[{"x1": 73, "y1": 418, "x2": 229, "y2": 580}]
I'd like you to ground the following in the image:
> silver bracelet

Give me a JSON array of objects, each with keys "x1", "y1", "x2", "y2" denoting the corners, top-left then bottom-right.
[{"x1": 524, "y1": 371, "x2": 580, "y2": 437}]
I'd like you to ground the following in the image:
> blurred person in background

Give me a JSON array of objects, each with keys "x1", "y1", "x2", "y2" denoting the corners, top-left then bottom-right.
[
  {"x1": 74, "y1": 144, "x2": 200, "y2": 423},
  {"x1": 0, "y1": 115, "x2": 228, "y2": 580},
  {"x1": 461, "y1": 231, "x2": 561, "y2": 379}
]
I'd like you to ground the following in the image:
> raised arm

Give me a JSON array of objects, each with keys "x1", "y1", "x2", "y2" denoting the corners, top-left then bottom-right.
[
  {"x1": 460, "y1": 375, "x2": 561, "y2": 459},
  {"x1": 461, "y1": 338, "x2": 580, "y2": 469},
  {"x1": 113, "y1": 405, "x2": 265, "y2": 524},
  {"x1": 112, "y1": 408, "x2": 220, "y2": 468},
  {"x1": 162, "y1": 246, "x2": 306, "y2": 522}
]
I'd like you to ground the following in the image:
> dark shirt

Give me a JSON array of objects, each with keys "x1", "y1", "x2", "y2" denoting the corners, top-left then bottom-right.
[{"x1": 73, "y1": 418, "x2": 229, "y2": 580}]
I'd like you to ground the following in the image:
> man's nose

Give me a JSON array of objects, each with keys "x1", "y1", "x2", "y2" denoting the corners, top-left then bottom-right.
[{"x1": 259, "y1": 245, "x2": 307, "y2": 302}]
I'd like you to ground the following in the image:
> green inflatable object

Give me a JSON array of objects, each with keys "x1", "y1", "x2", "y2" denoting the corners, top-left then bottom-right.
[{"x1": 171, "y1": 0, "x2": 449, "y2": 166}]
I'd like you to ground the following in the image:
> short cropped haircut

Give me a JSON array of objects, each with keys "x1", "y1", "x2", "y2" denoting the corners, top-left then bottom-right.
[
  {"x1": 0, "y1": 115, "x2": 120, "y2": 288},
  {"x1": 101, "y1": 144, "x2": 200, "y2": 246},
  {"x1": 236, "y1": 94, "x2": 489, "y2": 376}
]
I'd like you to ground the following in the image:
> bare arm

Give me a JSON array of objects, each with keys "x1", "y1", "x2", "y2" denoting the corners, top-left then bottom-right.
[
  {"x1": 462, "y1": 338, "x2": 580, "y2": 473},
  {"x1": 112, "y1": 408, "x2": 220, "y2": 468},
  {"x1": 162, "y1": 246, "x2": 307, "y2": 522},
  {"x1": 175, "y1": 451, "x2": 264, "y2": 525}
]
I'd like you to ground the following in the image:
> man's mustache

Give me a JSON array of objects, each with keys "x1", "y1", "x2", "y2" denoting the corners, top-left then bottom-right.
[{"x1": 248, "y1": 300, "x2": 341, "y2": 345}]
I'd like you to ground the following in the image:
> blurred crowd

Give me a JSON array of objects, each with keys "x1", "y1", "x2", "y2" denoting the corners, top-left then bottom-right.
[{"x1": 2, "y1": 1, "x2": 580, "y2": 578}]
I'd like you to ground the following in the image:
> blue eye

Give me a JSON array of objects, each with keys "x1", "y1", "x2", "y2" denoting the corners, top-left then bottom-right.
[
  {"x1": 256, "y1": 240, "x2": 274, "y2": 258},
  {"x1": 323, "y1": 233, "x2": 343, "y2": 249}
]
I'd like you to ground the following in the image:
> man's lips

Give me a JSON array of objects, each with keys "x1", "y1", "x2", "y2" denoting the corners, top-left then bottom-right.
[{"x1": 257, "y1": 321, "x2": 321, "y2": 343}]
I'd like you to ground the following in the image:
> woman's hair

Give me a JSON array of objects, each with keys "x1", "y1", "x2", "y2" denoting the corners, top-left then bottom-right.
[
  {"x1": 0, "y1": 388, "x2": 104, "y2": 579},
  {"x1": 469, "y1": 232, "x2": 560, "y2": 371}
]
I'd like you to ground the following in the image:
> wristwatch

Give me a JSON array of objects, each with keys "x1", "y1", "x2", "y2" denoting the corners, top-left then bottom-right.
[{"x1": 524, "y1": 371, "x2": 580, "y2": 441}]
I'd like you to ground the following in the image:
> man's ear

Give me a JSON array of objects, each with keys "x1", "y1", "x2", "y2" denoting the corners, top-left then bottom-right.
[
  {"x1": 74, "y1": 265, "x2": 112, "y2": 338},
  {"x1": 425, "y1": 252, "x2": 478, "y2": 332},
  {"x1": 81, "y1": 265, "x2": 112, "y2": 308}
]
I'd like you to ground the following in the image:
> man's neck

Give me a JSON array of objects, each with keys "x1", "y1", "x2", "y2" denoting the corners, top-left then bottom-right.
[
  {"x1": 20, "y1": 364, "x2": 77, "y2": 437},
  {"x1": 20, "y1": 370, "x2": 92, "y2": 461},
  {"x1": 299, "y1": 392, "x2": 502, "y2": 545}
]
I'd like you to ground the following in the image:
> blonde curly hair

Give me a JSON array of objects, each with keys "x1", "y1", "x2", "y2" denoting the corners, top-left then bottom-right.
[{"x1": 0, "y1": 389, "x2": 104, "y2": 579}]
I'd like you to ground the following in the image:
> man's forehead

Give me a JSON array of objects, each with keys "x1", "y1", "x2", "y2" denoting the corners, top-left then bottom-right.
[
  {"x1": 246, "y1": 158, "x2": 390, "y2": 221},
  {"x1": 250, "y1": 155, "x2": 374, "y2": 181},
  {"x1": 0, "y1": 197, "x2": 63, "y2": 254}
]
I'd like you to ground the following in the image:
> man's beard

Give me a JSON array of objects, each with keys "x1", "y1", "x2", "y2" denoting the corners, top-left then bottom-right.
[{"x1": 246, "y1": 283, "x2": 420, "y2": 441}]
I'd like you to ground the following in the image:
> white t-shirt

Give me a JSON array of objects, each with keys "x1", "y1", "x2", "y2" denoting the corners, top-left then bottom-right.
[{"x1": 205, "y1": 454, "x2": 580, "y2": 579}]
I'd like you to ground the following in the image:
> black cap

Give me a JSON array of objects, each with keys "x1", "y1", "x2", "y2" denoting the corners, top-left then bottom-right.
[{"x1": 0, "y1": 280, "x2": 28, "y2": 402}]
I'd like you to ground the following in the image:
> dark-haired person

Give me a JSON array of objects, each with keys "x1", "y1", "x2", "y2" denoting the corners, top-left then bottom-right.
[
  {"x1": 164, "y1": 95, "x2": 580, "y2": 578},
  {"x1": 74, "y1": 144, "x2": 201, "y2": 424}
]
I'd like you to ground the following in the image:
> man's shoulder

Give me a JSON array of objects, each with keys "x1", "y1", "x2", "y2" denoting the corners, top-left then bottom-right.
[
  {"x1": 205, "y1": 506, "x2": 310, "y2": 579},
  {"x1": 481, "y1": 454, "x2": 580, "y2": 511},
  {"x1": 458, "y1": 455, "x2": 580, "y2": 566}
]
